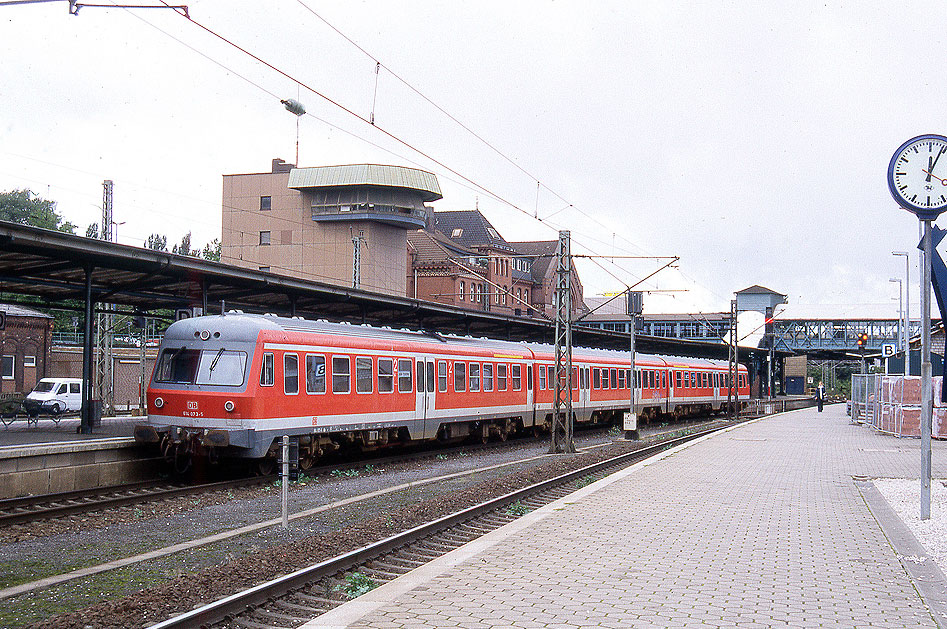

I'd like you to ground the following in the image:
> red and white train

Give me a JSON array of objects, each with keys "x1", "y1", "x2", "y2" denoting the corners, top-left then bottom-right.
[{"x1": 135, "y1": 312, "x2": 749, "y2": 471}]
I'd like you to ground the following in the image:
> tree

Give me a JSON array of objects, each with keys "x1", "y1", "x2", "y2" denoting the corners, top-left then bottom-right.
[
  {"x1": 0, "y1": 189, "x2": 76, "y2": 233},
  {"x1": 172, "y1": 232, "x2": 197, "y2": 257},
  {"x1": 86, "y1": 223, "x2": 99, "y2": 239},
  {"x1": 202, "y1": 238, "x2": 221, "y2": 262},
  {"x1": 145, "y1": 233, "x2": 168, "y2": 251}
]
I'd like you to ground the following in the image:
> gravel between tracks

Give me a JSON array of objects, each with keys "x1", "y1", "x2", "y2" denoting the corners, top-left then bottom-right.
[{"x1": 3, "y1": 423, "x2": 721, "y2": 629}]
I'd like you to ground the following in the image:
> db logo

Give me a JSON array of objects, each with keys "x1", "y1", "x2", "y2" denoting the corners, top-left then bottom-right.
[{"x1": 187, "y1": 401, "x2": 198, "y2": 410}]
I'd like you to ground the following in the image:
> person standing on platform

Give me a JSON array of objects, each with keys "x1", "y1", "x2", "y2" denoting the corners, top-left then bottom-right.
[{"x1": 816, "y1": 381, "x2": 825, "y2": 412}]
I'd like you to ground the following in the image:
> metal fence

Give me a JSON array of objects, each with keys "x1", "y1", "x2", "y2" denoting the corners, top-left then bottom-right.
[{"x1": 850, "y1": 373, "x2": 879, "y2": 425}]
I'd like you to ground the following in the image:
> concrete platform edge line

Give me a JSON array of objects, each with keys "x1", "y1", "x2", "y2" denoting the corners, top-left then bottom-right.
[
  {"x1": 298, "y1": 415, "x2": 771, "y2": 629},
  {"x1": 858, "y1": 480, "x2": 947, "y2": 629}
]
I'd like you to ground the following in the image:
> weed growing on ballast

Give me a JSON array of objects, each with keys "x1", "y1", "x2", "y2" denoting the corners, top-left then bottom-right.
[
  {"x1": 336, "y1": 572, "x2": 378, "y2": 599},
  {"x1": 505, "y1": 501, "x2": 531, "y2": 516}
]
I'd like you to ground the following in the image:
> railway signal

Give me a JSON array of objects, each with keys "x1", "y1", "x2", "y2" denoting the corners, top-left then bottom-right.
[{"x1": 856, "y1": 332, "x2": 868, "y2": 348}]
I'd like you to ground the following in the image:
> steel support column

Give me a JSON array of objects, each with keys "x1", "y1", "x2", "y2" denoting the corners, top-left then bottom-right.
[
  {"x1": 80, "y1": 265, "x2": 95, "y2": 434},
  {"x1": 550, "y1": 230, "x2": 575, "y2": 454}
]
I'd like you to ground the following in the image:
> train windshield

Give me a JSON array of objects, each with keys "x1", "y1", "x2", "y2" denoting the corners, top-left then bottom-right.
[{"x1": 155, "y1": 348, "x2": 247, "y2": 386}]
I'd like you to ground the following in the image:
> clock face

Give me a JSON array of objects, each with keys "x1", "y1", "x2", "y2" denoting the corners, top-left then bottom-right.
[{"x1": 888, "y1": 134, "x2": 947, "y2": 218}]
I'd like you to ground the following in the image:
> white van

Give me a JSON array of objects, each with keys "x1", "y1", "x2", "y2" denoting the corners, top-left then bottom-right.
[{"x1": 24, "y1": 378, "x2": 82, "y2": 417}]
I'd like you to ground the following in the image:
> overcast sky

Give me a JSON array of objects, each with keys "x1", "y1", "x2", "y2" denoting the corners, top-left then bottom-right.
[{"x1": 0, "y1": 1, "x2": 942, "y2": 317}]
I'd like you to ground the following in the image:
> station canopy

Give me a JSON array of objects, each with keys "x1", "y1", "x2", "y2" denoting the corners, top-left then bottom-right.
[{"x1": 0, "y1": 221, "x2": 764, "y2": 361}]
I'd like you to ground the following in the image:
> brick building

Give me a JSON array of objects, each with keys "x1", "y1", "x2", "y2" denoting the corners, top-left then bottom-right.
[
  {"x1": 220, "y1": 159, "x2": 584, "y2": 319},
  {"x1": 0, "y1": 304, "x2": 53, "y2": 394}
]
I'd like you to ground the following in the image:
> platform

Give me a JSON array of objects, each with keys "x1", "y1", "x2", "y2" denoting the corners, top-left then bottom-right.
[
  {"x1": 0, "y1": 414, "x2": 139, "y2": 447},
  {"x1": 304, "y1": 405, "x2": 947, "y2": 628}
]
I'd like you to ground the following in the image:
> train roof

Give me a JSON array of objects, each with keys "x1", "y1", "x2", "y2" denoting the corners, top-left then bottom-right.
[{"x1": 162, "y1": 313, "x2": 741, "y2": 370}]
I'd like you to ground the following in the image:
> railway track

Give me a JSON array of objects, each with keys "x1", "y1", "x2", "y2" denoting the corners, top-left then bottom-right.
[
  {"x1": 0, "y1": 477, "x2": 272, "y2": 526},
  {"x1": 0, "y1": 427, "x2": 607, "y2": 528},
  {"x1": 151, "y1": 422, "x2": 734, "y2": 629}
]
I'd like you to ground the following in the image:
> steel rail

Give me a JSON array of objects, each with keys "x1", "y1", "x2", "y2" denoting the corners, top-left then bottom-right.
[
  {"x1": 0, "y1": 476, "x2": 273, "y2": 526},
  {"x1": 150, "y1": 422, "x2": 733, "y2": 629}
]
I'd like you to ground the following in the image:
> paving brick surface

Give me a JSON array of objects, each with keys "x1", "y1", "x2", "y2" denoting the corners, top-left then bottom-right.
[{"x1": 303, "y1": 405, "x2": 946, "y2": 628}]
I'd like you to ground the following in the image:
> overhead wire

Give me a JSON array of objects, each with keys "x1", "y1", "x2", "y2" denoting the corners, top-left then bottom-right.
[{"x1": 48, "y1": 2, "x2": 709, "y2": 306}]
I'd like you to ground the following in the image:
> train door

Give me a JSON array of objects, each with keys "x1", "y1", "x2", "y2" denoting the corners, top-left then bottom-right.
[
  {"x1": 526, "y1": 364, "x2": 534, "y2": 428},
  {"x1": 577, "y1": 365, "x2": 590, "y2": 420},
  {"x1": 415, "y1": 357, "x2": 436, "y2": 438}
]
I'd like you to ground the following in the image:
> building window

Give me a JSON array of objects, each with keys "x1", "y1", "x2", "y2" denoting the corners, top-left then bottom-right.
[
  {"x1": 459, "y1": 281, "x2": 465, "y2": 301},
  {"x1": 470, "y1": 283, "x2": 475, "y2": 301},
  {"x1": 2, "y1": 356, "x2": 14, "y2": 380},
  {"x1": 259, "y1": 266, "x2": 270, "y2": 273},
  {"x1": 24, "y1": 355, "x2": 36, "y2": 368},
  {"x1": 452, "y1": 228, "x2": 463, "y2": 238},
  {"x1": 260, "y1": 196, "x2": 272, "y2": 211},
  {"x1": 259, "y1": 231, "x2": 271, "y2": 246}
]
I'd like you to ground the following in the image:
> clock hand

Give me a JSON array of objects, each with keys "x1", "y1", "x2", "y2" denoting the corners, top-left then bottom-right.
[
  {"x1": 923, "y1": 169, "x2": 947, "y2": 185},
  {"x1": 930, "y1": 147, "x2": 947, "y2": 182}
]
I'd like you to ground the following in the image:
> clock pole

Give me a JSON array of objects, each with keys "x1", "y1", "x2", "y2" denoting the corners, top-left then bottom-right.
[
  {"x1": 887, "y1": 134, "x2": 947, "y2": 521},
  {"x1": 921, "y1": 219, "x2": 933, "y2": 519}
]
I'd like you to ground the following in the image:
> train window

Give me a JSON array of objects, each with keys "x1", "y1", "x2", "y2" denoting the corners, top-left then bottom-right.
[
  {"x1": 572, "y1": 367, "x2": 578, "y2": 390},
  {"x1": 332, "y1": 357, "x2": 350, "y2": 393},
  {"x1": 426, "y1": 361, "x2": 435, "y2": 394},
  {"x1": 713, "y1": 373, "x2": 718, "y2": 388},
  {"x1": 539, "y1": 364, "x2": 547, "y2": 390},
  {"x1": 675, "y1": 371, "x2": 682, "y2": 388},
  {"x1": 662, "y1": 371, "x2": 667, "y2": 389},
  {"x1": 609, "y1": 368, "x2": 618, "y2": 389},
  {"x1": 454, "y1": 362, "x2": 466, "y2": 392},
  {"x1": 627, "y1": 370, "x2": 632, "y2": 389},
  {"x1": 438, "y1": 361, "x2": 448, "y2": 392},
  {"x1": 260, "y1": 352, "x2": 274, "y2": 387},
  {"x1": 512, "y1": 364, "x2": 522, "y2": 390},
  {"x1": 547, "y1": 365, "x2": 555, "y2": 390},
  {"x1": 483, "y1": 363, "x2": 494, "y2": 392},
  {"x1": 398, "y1": 359, "x2": 412, "y2": 392},
  {"x1": 356, "y1": 357, "x2": 373, "y2": 393},
  {"x1": 691, "y1": 372, "x2": 697, "y2": 388},
  {"x1": 155, "y1": 348, "x2": 198, "y2": 384},
  {"x1": 582, "y1": 367, "x2": 589, "y2": 390},
  {"x1": 306, "y1": 355, "x2": 326, "y2": 394},
  {"x1": 416, "y1": 361, "x2": 425, "y2": 393},
  {"x1": 527, "y1": 366, "x2": 533, "y2": 391},
  {"x1": 194, "y1": 350, "x2": 247, "y2": 386},
  {"x1": 378, "y1": 358, "x2": 393, "y2": 393},
  {"x1": 618, "y1": 369, "x2": 626, "y2": 389},
  {"x1": 498, "y1": 364, "x2": 508, "y2": 391},
  {"x1": 284, "y1": 354, "x2": 299, "y2": 395},
  {"x1": 592, "y1": 368, "x2": 600, "y2": 390},
  {"x1": 469, "y1": 363, "x2": 481, "y2": 392}
]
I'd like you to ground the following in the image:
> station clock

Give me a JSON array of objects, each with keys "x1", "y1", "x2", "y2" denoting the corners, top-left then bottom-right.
[{"x1": 888, "y1": 134, "x2": 947, "y2": 220}]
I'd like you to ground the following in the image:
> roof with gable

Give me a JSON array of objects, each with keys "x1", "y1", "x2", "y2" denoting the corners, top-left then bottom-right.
[
  {"x1": 736, "y1": 285, "x2": 786, "y2": 297},
  {"x1": 508, "y1": 240, "x2": 558, "y2": 283},
  {"x1": 0, "y1": 303, "x2": 53, "y2": 318},
  {"x1": 407, "y1": 230, "x2": 474, "y2": 266},
  {"x1": 433, "y1": 211, "x2": 514, "y2": 252}
]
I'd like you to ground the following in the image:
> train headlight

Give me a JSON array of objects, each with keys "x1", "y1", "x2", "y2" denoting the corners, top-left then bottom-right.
[
  {"x1": 224, "y1": 400, "x2": 235, "y2": 412},
  {"x1": 154, "y1": 397, "x2": 164, "y2": 409},
  {"x1": 200, "y1": 330, "x2": 211, "y2": 340}
]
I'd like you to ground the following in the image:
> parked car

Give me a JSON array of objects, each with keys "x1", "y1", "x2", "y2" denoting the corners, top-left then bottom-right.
[{"x1": 24, "y1": 378, "x2": 82, "y2": 417}]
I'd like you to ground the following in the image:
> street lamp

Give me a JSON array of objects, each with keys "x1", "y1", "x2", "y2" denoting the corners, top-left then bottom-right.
[
  {"x1": 890, "y1": 278, "x2": 903, "y2": 358},
  {"x1": 893, "y1": 251, "x2": 911, "y2": 363}
]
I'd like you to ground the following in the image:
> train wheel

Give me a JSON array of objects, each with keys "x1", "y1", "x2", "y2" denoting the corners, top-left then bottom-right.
[
  {"x1": 255, "y1": 457, "x2": 276, "y2": 476},
  {"x1": 298, "y1": 454, "x2": 316, "y2": 471},
  {"x1": 173, "y1": 443, "x2": 192, "y2": 476}
]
